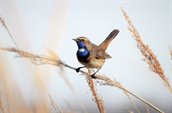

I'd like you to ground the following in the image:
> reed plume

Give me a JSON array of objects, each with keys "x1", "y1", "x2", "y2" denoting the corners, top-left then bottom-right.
[{"x1": 121, "y1": 8, "x2": 172, "y2": 93}]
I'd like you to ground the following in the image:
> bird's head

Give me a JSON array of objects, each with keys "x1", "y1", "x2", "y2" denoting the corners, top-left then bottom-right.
[{"x1": 73, "y1": 37, "x2": 90, "y2": 49}]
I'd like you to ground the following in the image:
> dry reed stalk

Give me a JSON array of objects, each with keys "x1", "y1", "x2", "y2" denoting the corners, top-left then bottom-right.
[
  {"x1": 128, "y1": 111, "x2": 134, "y2": 113},
  {"x1": 62, "y1": 98, "x2": 75, "y2": 113},
  {"x1": 34, "y1": 70, "x2": 63, "y2": 113},
  {"x1": 47, "y1": 49, "x2": 75, "y2": 92},
  {"x1": 170, "y1": 47, "x2": 172, "y2": 60},
  {"x1": 0, "y1": 94, "x2": 5, "y2": 113},
  {"x1": 87, "y1": 69, "x2": 105, "y2": 113},
  {"x1": 0, "y1": 58, "x2": 5, "y2": 113},
  {"x1": 128, "y1": 98, "x2": 141, "y2": 113},
  {"x1": 0, "y1": 47, "x2": 164, "y2": 113},
  {"x1": 1, "y1": 63, "x2": 33, "y2": 113},
  {"x1": 48, "y1": 94, "x2": 63, "y2": 113},
  {"x1": 87, "y1": 78, "x2": 105, "y2": 113},
  {"x1": 145, "y1": 104, "x2": 151, "y2": 113},
  {"x1": 121, "y1": 8, "x2": 172, "y2": 93},
  {"x1": 0, "y1": 56, "x2": 13, "y2": 113},
  {"x1": 0, "y1": 48, "x2": 61, "y2": 66},
  {"x1": 0, "y1": 16, "x2": 19, "y2": 48}
]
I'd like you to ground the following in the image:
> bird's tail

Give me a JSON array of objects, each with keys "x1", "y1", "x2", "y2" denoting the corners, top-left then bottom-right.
[{"x1": 99, "y1": 29, "x2": 119, "y2": 50}]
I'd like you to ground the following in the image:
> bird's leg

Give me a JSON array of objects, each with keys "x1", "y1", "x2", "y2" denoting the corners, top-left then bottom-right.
[
  {"x1": 75, "y1": 66, "x2": 86, "y2": 73},
  {"x1": 91, "y1": 67, "x2": 102, "y2": 79}
]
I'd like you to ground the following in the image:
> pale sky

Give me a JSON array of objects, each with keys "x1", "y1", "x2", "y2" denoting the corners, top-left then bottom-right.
[{"x1": 1, "y1": 0, "x2": 172, "y2": 113}]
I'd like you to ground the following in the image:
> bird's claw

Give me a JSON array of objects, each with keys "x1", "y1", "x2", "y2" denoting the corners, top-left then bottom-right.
[
  {"x1": 91, "y1": 74, "x2": 96, "y2": 79},
  {"x1": 75, "y1": 68, "x2": 80, "y2": 73}
]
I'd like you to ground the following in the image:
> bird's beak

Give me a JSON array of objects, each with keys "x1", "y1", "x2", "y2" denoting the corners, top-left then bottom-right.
[{"x1": 72, "y1": 38, "x2": 78, "y2": 42}]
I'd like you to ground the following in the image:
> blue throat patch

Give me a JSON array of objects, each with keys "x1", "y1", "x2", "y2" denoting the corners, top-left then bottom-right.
[
  {"x1": 77, "y1": 41, "x2": 85, "y2": 48},
  {"x1": 76, "y1": 41, "x2": 90, "y2": 58},
  {"x1": 77, "y1": 49, "x2": 89, "y2": 57}
]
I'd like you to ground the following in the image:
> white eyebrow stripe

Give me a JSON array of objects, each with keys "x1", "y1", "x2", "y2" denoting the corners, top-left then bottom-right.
[{"x1": 79, "y1": 48, "x2": 85, "y2": 52}]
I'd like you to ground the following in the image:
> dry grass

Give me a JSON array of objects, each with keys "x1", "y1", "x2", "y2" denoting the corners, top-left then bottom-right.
[
  {"x1": 0, "y1": 16, "x2": 19, "y2": 48},
  {"x1": 0, "y1": 16, "x2": 63, "y2": 113},
  {"x1": 0, "y1": 47, "x2": 164, "y2": 113},
  {"x1": 87, "y1": 69, "x2": 105, "y2": 113},
  {"x1": 87, "y1": 78, "x2": 105, "y2": 113},
  {"x1": 0, "y1": 92, "x2": 5, "y2": 113},
  {"x1": 170, "y1": 47, "x2": 172, "y2": 60},
  {"x1": 34, "y1": 70, "x2": 63, "y2": 113},
  {"x1": 0, "y1": 48, "x2": 61, "y2": 66},
  {"x1": 47, "y1": 49, "x2": 75, "y2": 92},
  {"x1": 0, "y1": 72, "x2": 4, "y2": 113},
  {"x1": 0, "y1": 56, "x2": 12, "y2": 113},
  {"x1": 62, "y1": 98, "x2": 75, "y2": 113},
  {"x1": 121, "y1": 8, "x2": 172, "y2": 93},
  {"x1": 145, "y1": 104, "x2": 151, "y2": 113},
  {"x1": 0, "y1": 57, "x2": 34, "y2": 113}
]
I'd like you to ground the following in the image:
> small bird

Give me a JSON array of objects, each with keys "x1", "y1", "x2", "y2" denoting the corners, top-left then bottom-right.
[{"x1": 73, "y1": 29, "x2": 119, "y2": 78}]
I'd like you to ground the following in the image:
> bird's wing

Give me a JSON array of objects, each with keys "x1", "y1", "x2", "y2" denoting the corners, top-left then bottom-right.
[
  {"x1": 104, "y1": 52, "x2": 112, "y2": 59},
  {"x1": 94, "y1": 49, "x2": 112, "y2": 59},
  {"x1": 99, "y1": 29, "x2": 119, "y2": 50}
]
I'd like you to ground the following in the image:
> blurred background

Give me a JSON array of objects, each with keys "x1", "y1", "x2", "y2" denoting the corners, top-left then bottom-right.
[{"x1": 0, "y1": 0, "x2": 172, "y2": 113}]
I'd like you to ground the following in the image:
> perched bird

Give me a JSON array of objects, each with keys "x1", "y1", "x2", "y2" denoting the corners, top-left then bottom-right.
[{"x1": 73, "y1": 29, "x2": 119, "y2": 78}]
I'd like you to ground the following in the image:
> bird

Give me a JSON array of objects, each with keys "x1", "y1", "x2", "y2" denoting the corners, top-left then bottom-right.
[{"x1": 73, "y1": 29, "x2": 119, "y2": 78}]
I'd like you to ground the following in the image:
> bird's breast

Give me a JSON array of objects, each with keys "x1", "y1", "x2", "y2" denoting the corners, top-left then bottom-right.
[
  {"x1": 77, "y1": 49, "x2": 90, "y2": 63},
  {"x1": 77, "y1": 51, "x2": 105, "y2": 68}
]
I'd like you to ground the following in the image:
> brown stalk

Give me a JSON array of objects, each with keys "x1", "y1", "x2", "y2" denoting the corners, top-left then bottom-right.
[
  {"x1": 170, "y1": 47, "x2": 172, "y2": 60},
  {"x1": 87, "y1": 69, "x2": 105, "y2": 113},
  {"x1": 0, "y1": 16, "x2": 19, "y2": 48},
  {"x1": 0, "y1": 93, "x2": 5, "y2": 113},
  {"x1": 0, "y1": 47, "x2": 164, "y2": 113},
  {"x1": 47, "y1": 49, "x2": 75, "y2": 92},
  {"x1": 121, "y1": 8, "x2": 172, "y2": 93},
  {"x1": 0, "y1": 57, "x2": 13, "y2": 113},
  {"x1": 0, "y1": 67, "x2": 5, "y2": 113},
  {"x1": 47, "y1": 90, "x2": 63, "y2": 113},
  {"x1": 62, "y1": 98, "x2": 75, "y2": 113},
  {"x1": 34, "y1": 72, "x2": 63, "y2": 113}
]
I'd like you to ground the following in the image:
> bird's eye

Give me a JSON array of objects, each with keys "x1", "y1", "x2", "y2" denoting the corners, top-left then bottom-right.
[{"x1": 81, "y1": 39, "x2": 85, "y2": 42}]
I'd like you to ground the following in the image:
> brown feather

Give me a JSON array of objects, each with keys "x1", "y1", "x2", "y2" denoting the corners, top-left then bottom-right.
[{"x1": 99, "y1": 29, "x2": 119, "y2": 50}]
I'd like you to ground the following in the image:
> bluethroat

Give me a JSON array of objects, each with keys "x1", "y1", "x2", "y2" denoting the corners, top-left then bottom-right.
[{"x1": 73, "y1": 29, "x2": 119, "y2": 78}]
